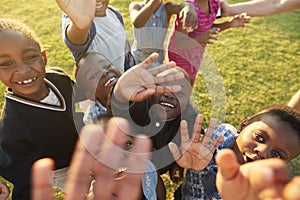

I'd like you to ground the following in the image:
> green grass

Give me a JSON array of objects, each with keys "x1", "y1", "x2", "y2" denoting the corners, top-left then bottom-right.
[{"x1": 0, "y1": 0, "x2": 299, "y2": 199}]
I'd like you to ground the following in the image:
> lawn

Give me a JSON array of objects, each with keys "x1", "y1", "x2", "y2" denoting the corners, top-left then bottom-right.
[{"x1": 0, "y1": 0, "x2": 299, "y2": 199}]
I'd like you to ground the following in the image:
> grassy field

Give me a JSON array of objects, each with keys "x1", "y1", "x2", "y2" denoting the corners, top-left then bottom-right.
[{"x1": 0, "y1": 0, "x2": 299, "y2": 199}]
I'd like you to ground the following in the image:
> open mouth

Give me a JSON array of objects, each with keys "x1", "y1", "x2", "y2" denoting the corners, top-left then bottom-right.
[
  {"x1": 104, "y1": 76, "x2": 116, "y2": 87},
  {"x1": 243, "y1": 153, "x2": 255, "y2": 163},
  {"x1": 96, "y1": 1, "x2": 104, "y2": 9},
  {"x1": 16, "y1": 77, "x2": 37, "y2": 85},
  {"x1": 159, "y1": 101, "x2": 175, "y2": 109}
]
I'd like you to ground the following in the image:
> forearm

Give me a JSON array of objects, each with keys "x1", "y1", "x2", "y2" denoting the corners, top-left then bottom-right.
[
  {"x1": 130, "y1": 0, "x2": 161, "y2": 28},
  {"x1": 213, "y1": 22, "x2": 231, "y2": 32},
  {"x1": 225, "y1": 0, "x2": 300, "y2": 16},
  {"x1": 66, "y1": 23, "x2": 90, "y2": 45}
]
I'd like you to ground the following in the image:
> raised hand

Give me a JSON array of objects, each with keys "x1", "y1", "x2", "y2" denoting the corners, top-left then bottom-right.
[
  {"x1": 179, "y1": 2, "x2": 198, "y2": 32},
  {"x1": 113, "y1": 53, "x2": 185, "y2": 103},
  {"x1": 216, "y1": 149, "x2": 300, "y2": 200},
  {"x1": 229, "y1": 13, "x2": 251, "y2": 28},
  {"x1": 168, "y1": 114, "x2": 224, "y2": 171},
  {"x1": 55, "y1": 0, "x2": 95, "y2": 29},
  {"x1": 32, "y1": 118, "x2": 151, "y2": 200},
  {"x1": 195, "y1": 27, "x2": 220, "y2": 44}
]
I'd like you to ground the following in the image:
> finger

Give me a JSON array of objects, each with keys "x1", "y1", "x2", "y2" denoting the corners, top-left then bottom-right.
[
  {"x1": 132, "y1": 89, "x2": 156, "y2": 102},
  {"x1": 191, "y1": 114, "x2": 204, "y2": 143},
  {"x1": 201, "y1": 118, "x2": 217, "y2": 146},
  {"x1": 210, "y1": 136, "x2": 224, "y2": 152},
  {"x1": 155, "y1": 71, "x2": 185, "y2": 85},
  {"x1": 282, "y1": 176, "x2": 300, "y2": 200},
  {"x1": 127, "y1": 135, "x2": 151, "y2": 173},
  {"x1": 148, "y1": 61, "x2": 177, "y2": 76},
  {"x1": 92, "y1": 136, "x2": 120, "y2": 199},
  {"x1": 140, "y1": 52, "x2": 159, "y2": 66},
  {"x1": 180, "y1": 120, "x2": 190, "y2": 143},
  {"x1": 210, "y1": 36, "x2": 219, "y2": 41},
  {"x1": 168, "y1": 142, "x2": 182, "y2": 161},
  {"x1": 118, "y1": 135, "x2": 151, "y2": 200},
  {"x1": 65, "y1": 124, "x2": 104, "y2": 200},
  {"x1": 92, "y1": 163, "x2": 115, "y2": 199},
  {"x1": 247, "y1": 159, "x2": 289, "y2": 194},
  {"x1": 216, "y1": 149, "x2": 240, "y2": 179},
  {"x1": 155, "y1": 85, "x2": 182, "y2": 95},
  {"x1": 32, "y1": 158, "x2": 54, "y2": 200}
]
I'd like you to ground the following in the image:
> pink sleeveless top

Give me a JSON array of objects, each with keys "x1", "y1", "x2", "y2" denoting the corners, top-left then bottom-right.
[{"x1": 167, "y1": 0, "x2": 219, "y2": 79}]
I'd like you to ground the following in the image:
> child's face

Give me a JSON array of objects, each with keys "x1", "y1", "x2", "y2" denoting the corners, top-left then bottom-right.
[
  {"x1": 95, "y1": 0, "x2": 110, "y2": 17},
  {"x1": 76, "y1": 53, "x2": 121, "y2": 106},
  {"x1": 0, "y1": 30, "x2": 47, "y2": 100},
  {"x1": 150, "y1": 69, "x2": 192, "y2": 120},
  {"x1": 233, "y1": 116, "x2": 300, "y2": 164}
]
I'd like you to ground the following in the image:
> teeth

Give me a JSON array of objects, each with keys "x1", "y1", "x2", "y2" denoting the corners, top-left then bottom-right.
[
  {"x1": 160, "y1": 102, "x2": 175, "y2": 108},
  {"x1": 104, "y1": 77, "x2": 116, "y2": 87},
  {"x1": 17, "y1": 77, "x2": 36, "y2": 85},
  {"x1": 96, "y1": 1, "x2": 104, "y2": 8}
]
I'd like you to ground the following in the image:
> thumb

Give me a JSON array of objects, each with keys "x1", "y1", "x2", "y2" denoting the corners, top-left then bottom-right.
[
  {"x1": 140, "y1": 52, "x2": 159, "y2": 66},
  {"x1": 216, "y1": 149, "x2": 240, "y2": 180}
]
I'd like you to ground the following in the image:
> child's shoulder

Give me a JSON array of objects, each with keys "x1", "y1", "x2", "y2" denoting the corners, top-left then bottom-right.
[{"x1": 46, "y1": 67, "x2": 70, "y2": 77}]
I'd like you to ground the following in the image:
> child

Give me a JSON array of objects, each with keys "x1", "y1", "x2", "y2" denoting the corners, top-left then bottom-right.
[
  {"x1": 216, "y1": 149, "x2": 300, "y2": 200},
  {"x1": 169, "y1": 104, "x2": 300, "y2": 199},
  {"x1": 129, "y1": 0, "x2": 198, "y2": 65},
  {"x1": 74, "y1": 52, "x2": 121, "y2": 123},
  {"x1": 167, "y1": 0, "x2": 250, "y2": 84},
  {"x1": 111, "y1": 53, "x2": 224, "y2": 196},
  {"x1": 56, "y1": 0, "x2": 135, "y2": 73},
  {"x1": 31, "y1": 126, "x2": 300, "y2": 200},
  {"x1": 0, "y1": 18, "x2": 83, "y2": 199}
]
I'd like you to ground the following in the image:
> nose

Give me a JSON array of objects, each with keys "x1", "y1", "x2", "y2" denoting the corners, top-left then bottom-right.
[
  {"x1": 16, "y1": 61, "x2": 30, "y2": 73},
  {"x1": 254, "y1": 144, "x2": 268, "y2": 159},
  {"x1": 163, "y1": 92, "x2": 175, "y2": 100}
]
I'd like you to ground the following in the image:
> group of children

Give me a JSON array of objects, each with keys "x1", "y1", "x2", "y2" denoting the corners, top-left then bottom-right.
[{"x1": 0, "y1": 0, "x2": 299, "y2": 200}]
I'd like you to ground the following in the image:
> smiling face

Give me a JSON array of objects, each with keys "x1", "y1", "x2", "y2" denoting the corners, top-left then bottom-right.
[
  {"x1": 76, "y1": 53, "x2": 121, "y2": 107},
  {"x1": 150, "y1": 68, "x2": 192, "y2": 120},
  {"x1": 95, "y1": 0, "x2": 110, "y2": 17},
  {"x1": 233, "y1": 116, "x2": 300, "y2": 164},
  {"x1": 0, "y1": 30, "x2": 47, "y2": 101}
]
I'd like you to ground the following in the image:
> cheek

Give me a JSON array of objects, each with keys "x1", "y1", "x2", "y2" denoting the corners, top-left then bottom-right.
[{"x1": 237, "y1": 131, "x2": 255, "y2": 148}]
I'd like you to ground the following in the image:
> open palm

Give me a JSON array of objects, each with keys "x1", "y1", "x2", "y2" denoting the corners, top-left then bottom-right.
[
  {"x1": 55, "y1": 0, "x2": 95, "y2": 29},
  {"x1": 169, "y1": 114, "x2": 224, "y2": 170}
]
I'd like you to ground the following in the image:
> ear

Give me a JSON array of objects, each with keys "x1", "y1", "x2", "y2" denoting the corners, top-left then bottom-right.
[
  {"x1": 41, "y1": 50, "x2": 47, "y2": 65},
  {"x1": 237, "y1": 120, "x2": 248, "y2": 133}
]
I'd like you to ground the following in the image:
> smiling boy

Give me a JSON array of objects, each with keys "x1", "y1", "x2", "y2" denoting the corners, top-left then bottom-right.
[{"x1": 0, "y1": 18, "x2": 82, "y2": 199}]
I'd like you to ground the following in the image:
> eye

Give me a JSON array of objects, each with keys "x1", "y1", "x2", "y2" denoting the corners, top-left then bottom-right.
[
  {"x1": 271, "y1": 150, "x2": 282, "y2": 159},
  {"x1": 254, "y1": 133, "x2": 265, "y2": 143},
  {"x1": 89, "y1": 72, "x2": 99, "y2": 80},
  {"x1": 123, "y1": 140, "x2": 133, "y2": 150},
  {"x1": 25, "y1": 54, "x2": 39, "y2": 63},
  {"x1": 0, "y1": 61, "x2": 13, "y2": 68}
]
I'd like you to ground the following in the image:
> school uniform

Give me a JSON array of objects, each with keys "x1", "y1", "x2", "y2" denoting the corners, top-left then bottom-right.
[{"x1": 0, "y1": 68, "x2": 83, "y2": 200}]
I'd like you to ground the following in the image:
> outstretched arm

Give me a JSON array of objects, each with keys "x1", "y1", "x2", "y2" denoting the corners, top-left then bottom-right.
[
  {"x1": 55, "y1": 0, "x2": 95, "y2": 45},
  {"x1": 32, "y1": 120, "x2": 151, "y2": 200},
  {"x1": 113, "y1": 53, "x2": 184, "y2": 103},
  {"x1": 168, "y1": 114, "x2": 224, "y2": 170},
  {"x1": 216, "y1": 149, "x2": 300, "y2": 200},
  {"x1": 213, "y1": 13, "x2": 250, "y2": 32},
  {"x1": 129, "y1": 0, "x2": 161, "y2": 28},
  {"x1": 220, "y1": 0, "x2": 300, "y2": 17}
]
